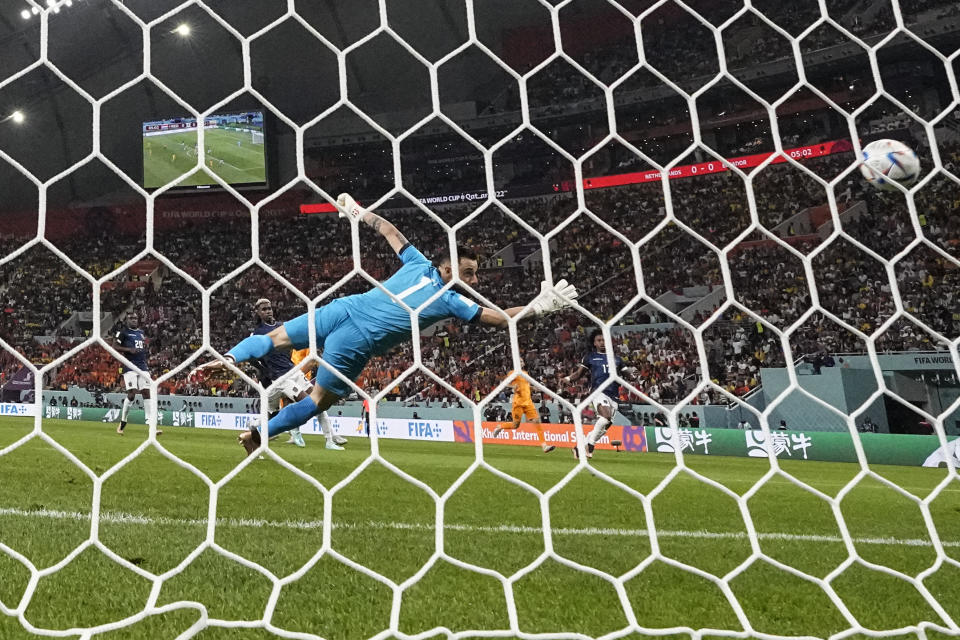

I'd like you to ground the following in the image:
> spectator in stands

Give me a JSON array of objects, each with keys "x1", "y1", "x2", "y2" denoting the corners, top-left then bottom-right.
[
  {"x1": 539, "y1": 402, "x2": 551, "y2": 423},
  {"x1": 18, "y1": 127, "x2": 959, "y2": 420}
]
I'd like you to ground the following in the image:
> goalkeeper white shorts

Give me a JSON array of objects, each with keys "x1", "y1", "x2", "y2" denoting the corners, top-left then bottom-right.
[
  {"x1": 591, "y1": 393, "x2": 618, "y2": 416},
  {"x1": 122, "y1": 370, "x2": 150, "y2": 391},
  {"x1": 267, "y1": 372, "x2": 313, "y2": 412}
]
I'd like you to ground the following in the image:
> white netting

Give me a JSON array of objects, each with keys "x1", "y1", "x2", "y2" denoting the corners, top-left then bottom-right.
[{"x1": 0, "y1": 0, "x2": 959, "y2": 637}]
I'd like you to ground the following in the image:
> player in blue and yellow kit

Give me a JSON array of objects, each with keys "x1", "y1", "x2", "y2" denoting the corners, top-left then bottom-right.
[
  {"x1": 562, "y1": 329, "x2": 635, "y2": 458},
  {"x1": 192, "y1": 193, "x2": 579, "y2": 455},
  {"x1": 115, "y1": 312, "x2": 155, "y2": 435}
]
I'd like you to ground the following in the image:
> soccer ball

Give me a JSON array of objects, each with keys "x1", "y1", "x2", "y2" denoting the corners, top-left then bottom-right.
[{"x1": 859, "y1": 139, "x2": 921, "y2": 190}]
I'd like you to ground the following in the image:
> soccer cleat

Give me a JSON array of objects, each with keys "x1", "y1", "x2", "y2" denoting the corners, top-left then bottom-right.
[
  {"x1": 253, "y1": 420, "x2": 280, "y2": 442},
  {"x1": 332, "y1": 435, "x2": 347, "y2": 446},
  {"x1": 325, "y1": 440, "x2": 345, "y2": 451},
  {"x1": 492, "y1": 427, "x2": 504, "y2": 437},
  {"x1": 289, "y1": 432, "x2": 306, "y2": 448},
  {"x1": 117, "y1": 421, "x2": 126, "y2": 435},
  {"x1": 238, "y1": 428, "x2": 262, "y2": 456},
  {"x1": 542, "y1": 444, "x2": 556, "y2": 453}
]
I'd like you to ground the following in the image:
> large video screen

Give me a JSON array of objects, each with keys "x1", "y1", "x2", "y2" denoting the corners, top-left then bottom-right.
[{"x1": 142, "y1": 110, "x2": 267, "y2": 191}]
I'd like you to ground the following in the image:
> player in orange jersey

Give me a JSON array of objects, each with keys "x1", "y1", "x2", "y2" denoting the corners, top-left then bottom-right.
[{"x1": 493, "y1": 371, "x2": 555, "y2": 453}]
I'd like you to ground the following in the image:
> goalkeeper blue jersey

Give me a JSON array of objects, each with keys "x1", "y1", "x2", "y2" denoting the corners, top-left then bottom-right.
[{"x1": 339, "y1": 244, "x2": 481, "y2": 354}]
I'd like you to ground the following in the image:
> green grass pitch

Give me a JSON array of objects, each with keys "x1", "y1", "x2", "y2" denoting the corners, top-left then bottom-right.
[
  {"x1": 0, "y1": 417, "x2": 958, "y2": 639},
  {"x1": 143, "y1": 129, "x2": 266, "y2": 189}
]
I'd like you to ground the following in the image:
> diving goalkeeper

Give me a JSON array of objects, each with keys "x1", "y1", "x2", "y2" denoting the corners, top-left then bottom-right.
[{"x1": 192, "y1": 193, "x2": 579, "y2": 455}]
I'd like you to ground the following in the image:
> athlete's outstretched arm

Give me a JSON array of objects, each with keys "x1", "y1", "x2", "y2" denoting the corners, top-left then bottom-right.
[
  {"x1": 189, "y1": 325, "x2": 292, "y2": 380},
  {"x1": 478, "y1": 279, "x2": 580, "y2": 328},
  {"x1": 477, "y1": 306, "x2": 534, "y2": 328},
  {"x1": 337, "y1": 193, "x2": 407, "y2": 254},
  {"x1": 561, "y1": 365, "x2": 588, "y2": 385}
]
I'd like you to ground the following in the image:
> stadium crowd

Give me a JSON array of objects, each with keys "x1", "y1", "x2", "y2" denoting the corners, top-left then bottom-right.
[
  {"x1": 0, "y1": 0, "x2": 956, "y2": 411},
  {"x1": 2, "y1": 134, "x2": 948, "y2": 407}
]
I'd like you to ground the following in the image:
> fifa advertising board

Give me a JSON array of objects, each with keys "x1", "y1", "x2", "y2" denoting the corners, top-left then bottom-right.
[
  {"x1": 190, "y1": 411, "x2": 456, "y2": 442},
  {"x1": 27, "y1": 404, "x2": 960, "y2": 468}
]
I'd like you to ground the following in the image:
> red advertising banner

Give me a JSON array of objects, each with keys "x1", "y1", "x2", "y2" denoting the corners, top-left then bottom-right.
[
  {"x1": 300, "y1": 140, "x2": 851, "y2": 215},
  {"x1": 583, "y1": 139, "x2": 852, "y2": 190},
  {"x1": 452, "y1": 420, "x2": 647, "y2": 453},
  {"x1": 301, "y1": 202, "x2": 342, "y2": 214}
]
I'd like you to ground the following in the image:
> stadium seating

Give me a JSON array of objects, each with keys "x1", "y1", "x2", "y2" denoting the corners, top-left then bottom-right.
[{"x1": 0, "y1": 7, "x2": 952, "y2": 414}]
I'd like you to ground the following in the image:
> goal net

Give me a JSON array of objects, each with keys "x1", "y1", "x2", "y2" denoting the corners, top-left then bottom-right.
[{"x1": 0, "y1": 0, "x2": 958, "y2": 638}]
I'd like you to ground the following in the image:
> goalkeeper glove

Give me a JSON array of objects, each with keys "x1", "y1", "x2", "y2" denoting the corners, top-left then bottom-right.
[
  {"x1": 529, "y1": 279, "x2": 579, "y2": 316},
  {"x1": 337, "y1": 193, "x2": 366, "y2": 222}
]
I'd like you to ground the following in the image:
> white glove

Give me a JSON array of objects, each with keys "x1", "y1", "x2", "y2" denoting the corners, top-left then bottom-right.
[
  {"x1": 529, "y1": 279, "x2": 579, "y2": 316},
  {"x1": 337, "y1": 193, "x2": 366, "y2": 222}
]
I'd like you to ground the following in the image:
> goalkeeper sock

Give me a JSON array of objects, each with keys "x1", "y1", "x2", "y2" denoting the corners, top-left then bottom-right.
[
  {"x1": 227, "y1": 334, "x2": 274, "y2": 363},
  {"x1": 121, "y1": 397, "x2": 131, "y2": 422},
  {"x1": 587, "y1": 417, "x2": 611, "y2": 445},
  {"x1": 267, "y1": 395, "x2": 319, "y2": 438}
]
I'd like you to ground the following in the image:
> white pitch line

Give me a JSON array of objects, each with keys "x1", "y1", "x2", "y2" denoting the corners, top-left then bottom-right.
[
  {"x1": 0, "y1": 507, "x2": 957, "y2": 548},
  {"x1": 206, "y1": 155, "x2": 246, "y2": 173}
]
